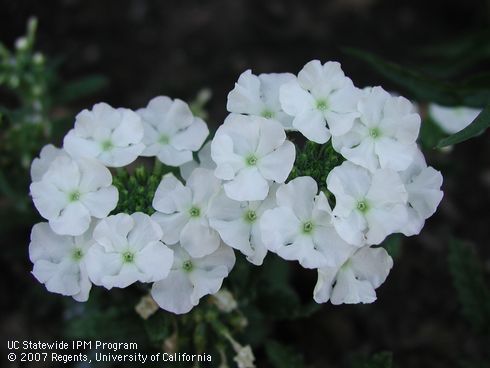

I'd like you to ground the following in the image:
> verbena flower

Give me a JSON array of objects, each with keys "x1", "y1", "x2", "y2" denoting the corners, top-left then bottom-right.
[
  {"x1": 179, "y1": 141, "x2": 215, "y2": 181},
  {"x1": 151, "y1": 243, "x2": 235, "y2": 314},
  {"x1": 313, "y1": 246, "x2": 393, "y2": 305},
  {"x1": 29, "y1": 222, "x2": 94, "y2": 302},
  {"x1": 332, "y1": 86, "x2": 420, "y2": 172},
  {"x1": 30, "y1": 156, "x2": 118, "y2": 236},
  {"x1": 260, "y1": 177, "x2": 351, "y2": 268},
  {"x1": 398, "y1": 149, "x2": 444, "y2": 236},
  {"x1": 138, "y1": 96, "x2": 209, "y2": 166},
  {"x1": 428, "y1": 103, "x2": 481, "y2": 134},
  {"x1": 30, "y1": 144, "x2": 69, "y2": 182},
  {"x1": 207, "y1": 185, "x2": 278, "y2": 266},
  {"x1": 227, "y1": 69, "x2": 295, "y2": 130},
  {"x1": 86, "y1": 212, "x2": 173, "y2": 289},
  {"x1": 63, "y1": 102, "x2": 145, "y2": 167},
  {"x1": 279, "y1": 60, "x2": 361, "y2": 143},
  {"x1": 327, "y1": 161, "x2": 407, "y2": 246},
  {"x1": 211, "y1": 114, "x2": 295, "y2": 201},
  {"x1": 151, "y1": 169, "x2": 221, "y2": 258}
]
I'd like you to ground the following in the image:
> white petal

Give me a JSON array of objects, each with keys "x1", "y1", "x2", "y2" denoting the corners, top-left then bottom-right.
[
  {"x1": 127, "y1": 212, "x2": 163, "y2": 251},
  {"x1": 227, "y1": 70, "x2": 263, "y2": 115},
  {"x1": 366, "y1": 169, "x2": 407, "y2": 207},
  {"x1": 63, "y1": 131, "x2": 101, "y2": 160},
  {"x1": 134, "y1": 241, "x2": 173, "y2": 282},
  {"x1": 293, "y1": 109, "x2": 330, "y2": 144},
  {"x1": 330, "y1": 267, "x2": 377, "y2": 305},
  {"x1": 350, "y1": 246, "x2": 393, "y2": 289},
  {"x1": 112, "y1": 108, "x2": 144, "y2": 146},
  {"x1": 79, "y1": 186, "x2": 118, "y2": 218},
  {"x1": 49, "y1": 202, "x2": 91, "y2": 236},
  {"x1": 255, "y1": 118, "x2": 286, "y2": 157},
  {"x1": 275, "y1": 177, "x2": 317, "y2": 221},
  {"x1": 30, "y1": 181, "x2": 68, "y2": 220},
  {"x1": 172, "y1": 117, "x2": 209, "y2": 151},
  {"x1": 30, "y1": 145, "x2": 67, "y2": 182},
  {"x1": 374, "y1": 137, "x2": 417, "y2": 171},
  {"x1": 180, "y1": 219, "x2": 221, "y2": 258},
  {"x1": 257, "y1": 140, "x2": 296, "y2": 183},
  {"x1": 151, "y1": 270, "x2": 195, "y2": 314},
  {"x1": 151, "y1": 212, "x2": 189, "y2": 245},
  {"x1": 186, "y1": 168, "x2": 221, "y2": 207},
  {"x1": 260, "y1": 207, "x2": 299, "y2": 252},
  {"x1": 224, "y1": 167, "x2": 269, "y2": 201},
  {"x1": 279, "y1": 79, "x2": 315, "y2": 116},
  {"x1": 365, "y1": 204, "x2": 407, "y2": 245},
  {"x1": 77, "y1": 158, "x2": 112, "y2": 192}
]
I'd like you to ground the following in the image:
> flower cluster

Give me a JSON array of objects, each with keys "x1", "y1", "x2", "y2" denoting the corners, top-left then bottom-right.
[{"x1": 29, "y1": 60, "x2": 443, "y2": 313}]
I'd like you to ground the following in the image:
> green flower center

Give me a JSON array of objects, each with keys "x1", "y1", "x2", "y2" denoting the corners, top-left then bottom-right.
[
  {"x1": 69, "y1": 190, "x2": 81, "y2": 202},
  {"x1": 101, "y1": 140, "x2": 113, "y2": 151},
  {"x1": 246, "y1": 154, "x2": 258, "y2": 166},
  {"x1": 72, "y1": 248, "x2": 84, "y2": 261},
  {"x1": 122, "y1": 251, "x2": 135, "y2": 263},
  {"x1": 357, "y1": 200, "x2": 369, "y2": 213},
  {"x1": 316, "y1": 99, "x2": 328, "y2": 111},
  {"x1": 261, "y1": 110, "x2": 274, "y2": 119},
  {"x1": 245, "y1": 210, "x2": 257, "y2": 223},
  {"x1": 189, "y1": 207, "x2": 201, "y2": 217},
  {"x1": 159, "y1": 135, "x2": 170, "y2": 145},
  {"x1": 182, "y1": 260, "x2": 193, "y2": 272},
  {"x1": 369, "y1": 128, "x2": 380, "y2": 139},
  {"x1": 302, "y1": 221, "x2": 314, "y2": 234}
]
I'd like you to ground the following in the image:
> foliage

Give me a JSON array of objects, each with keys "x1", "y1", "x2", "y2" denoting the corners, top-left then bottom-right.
[
  {"x1": 0, "y1": 18, "x2": 107, "y2": 225},
  {"x1": 288, "y1": 139, "x2": 345, "y2": 196},
  {"x1": 350, "y1": 352, "x2": 394, "y2": 368},
  {"x1": 448, "y1": 239, "x2": 490, "y2": 334},
  {"x1": 344, "y1": 43, "x2": 490, "y2": 149}
]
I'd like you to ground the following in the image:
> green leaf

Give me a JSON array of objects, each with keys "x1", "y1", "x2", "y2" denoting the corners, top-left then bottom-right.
[
  {"x1": 351, "y1": 352, "x2": 394, "y2": 368},
  {"x1": 57, "y1": 75, "x2": 108, "y2": 103},
  {"x1": 265, "y1": 340, "x2": 305, "y2": 368},
  {"x1": 382, "y1": 234, "x2": 402, "y2": 260},
  {"x1": 343, "y1": 47, "x2": 488, "y2": 107},
  {"x1": 437, "y1": 103, "x2": 490, "y2": 147},
  {"x1": 448, "y1": 239, "x2": 490, "y2": 334}
]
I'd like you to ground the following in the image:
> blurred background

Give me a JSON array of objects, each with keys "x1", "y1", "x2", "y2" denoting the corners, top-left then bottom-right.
[{"x1": 1, "y1": 0, "x2": 490, "y2": 367}]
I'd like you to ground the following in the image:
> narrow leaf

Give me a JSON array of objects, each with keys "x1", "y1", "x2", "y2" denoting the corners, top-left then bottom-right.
[{"x1": 437, "y1": 102, "x2": 490, "y2": 147}]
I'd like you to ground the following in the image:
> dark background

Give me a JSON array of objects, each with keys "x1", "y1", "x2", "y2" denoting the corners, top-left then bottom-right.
[{"x1": 1, "y1": 0, "x2": 490, "y2": 367}]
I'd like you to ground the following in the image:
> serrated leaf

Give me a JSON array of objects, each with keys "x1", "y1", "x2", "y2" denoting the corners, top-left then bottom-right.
[{"x1": 437, "y1": 103, "x2": 490, "y2": 147}]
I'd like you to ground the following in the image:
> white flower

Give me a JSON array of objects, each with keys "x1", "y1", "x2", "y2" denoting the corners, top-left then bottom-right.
[
  {"x1": 327, "y1": 161, "x2": 408, "y2": 246},
  {"x1": 211, "y1": 114, "x2": 295, "y2": 201},
  {"x1": 398, "y1": 149, "x2": 443, "y2": 236},
  {"x1": 212, "y1": 289, "x2": 238, "y2": 313},
  {"x1": 63, "y1": 102, "x2": 145, "y2": 167},
  {"x1": 29, "y1": 222, "x2": 95, "y2": 302},
  {"x1": 279, "y1": 60, "x2": 361, "y2": 143},
  {"x1": 151, "y1": 243, "x2": 235, "y2": 314},
  {"x1": 151, "y1": 169, "x2": 221, "y2": 258},
  {"x1": 429, "y1": 103, "x2": 481, "y2": 134},
  {"x1": 30, "y1": 144, "x2": 69, "y2": 182},
  {"x1": 332, "y1": 86, "x2": 421, "y2": 172},
  {"x1": 86, "y1": 212, "x2": 173, "y2": 289},
  {"x1": 314, "y1": 246, "x2": 393, "y2": 305},
  {"x1": 138, "y1": 96, "x2": 209, "y2": 166},
  {"x1": 207, "y1": 185, "x2": 278, "y2": 266},
  {"x1": 179, "y1": 141, "x2": 215, "y2": 181},
  {"x1": 227, "y1": 69, "x2": 295, "y2": 130},
  {"x1": 260, "y1": 177, "x2": 351, "y2": 268},
  {"x1": 30, "y1": 156, "x2": 118, "y2": 236}
]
